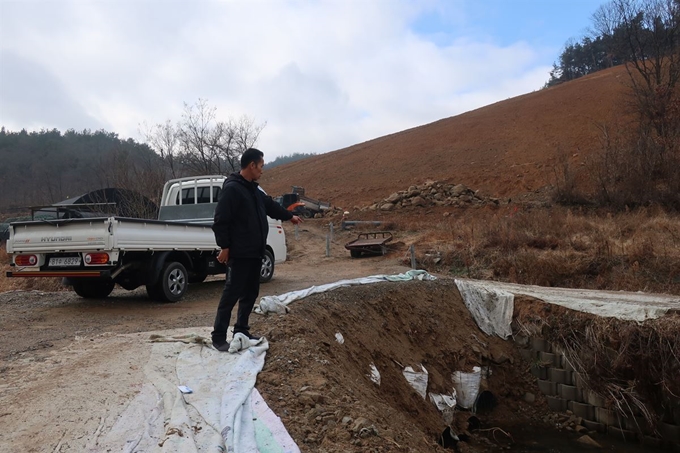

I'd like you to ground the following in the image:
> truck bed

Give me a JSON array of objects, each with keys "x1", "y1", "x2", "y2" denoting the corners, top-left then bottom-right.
[{"x1": 8, "y1": 216, "x2": 219, "y2": 254}]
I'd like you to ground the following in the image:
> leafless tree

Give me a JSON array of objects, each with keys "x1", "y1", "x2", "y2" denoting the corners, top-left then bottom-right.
[
  {"x1": 144, "y1": 99, "x2": 265, "y2": 177},
  {"x1": 141, "y1": 120, "x2": 180, "y2": 179},
  {"x1": 600, "y1": 0, "x2": 680, "y2": 141},
  {"x1": 587, "y1": 0, "x2": 680, "y2": 208}
]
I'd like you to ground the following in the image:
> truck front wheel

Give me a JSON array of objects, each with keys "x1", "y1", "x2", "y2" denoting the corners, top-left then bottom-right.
[
  {"x1": 156, "y1": 261, "x2": 188, "y2": 302},
  {"x1": 72, "y1": 279, "x2": 115, "y2": 299}
]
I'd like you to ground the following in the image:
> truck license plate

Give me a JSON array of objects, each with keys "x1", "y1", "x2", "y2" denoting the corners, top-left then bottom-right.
[{"x1": 49, "y1": 257, "x2": 81, "y2": 267}]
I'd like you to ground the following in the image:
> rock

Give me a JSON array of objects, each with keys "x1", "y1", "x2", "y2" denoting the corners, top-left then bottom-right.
[
  {"x1": 299, "y1": 391, "x2": 325, "y2": 407},
  {"x1": 385, "y1": 192, "x2": 402, "y2": 203},
  {"x1": 576, "y1": 435, "x2": 602, "y2": 448},
  {"x1": 524, "y1": 392, "x2": 536, "y2": 403},
  {"x1": 491, "y1": 351, "x2": 511, "y2": 364},
  {"x1": 359, "y1": 426, "x2": 378, "y2": 438},
  {"x1": 350, "y1": 417, "x2": 373, "y2": 434},
  {"x1": 365, "y1": 179, "x2": 497, "y2": 211},
  {"x1": 452, "y1": 184, "x2": 468, "y2": 196}
]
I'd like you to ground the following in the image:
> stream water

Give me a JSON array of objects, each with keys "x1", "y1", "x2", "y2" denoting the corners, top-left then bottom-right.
[{"x1": 505, "y1": 422, "x2": 666, "y2": 452}]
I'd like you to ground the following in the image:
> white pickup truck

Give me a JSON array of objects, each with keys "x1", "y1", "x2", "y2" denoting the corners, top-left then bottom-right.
[{"x1": 5, "y1": 176, "x2": 287, "y2": 302}]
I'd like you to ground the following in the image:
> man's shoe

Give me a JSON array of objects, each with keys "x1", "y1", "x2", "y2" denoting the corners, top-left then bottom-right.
[
  {"x1": 212, "y1": 340, "x2": 228, "y2": 350},
  {"x1": 215, "y1": 342, "x2": 232, "y2": 352},
  {"x1": 234, "y1": 330, "x2": 261, "y2": 341}
]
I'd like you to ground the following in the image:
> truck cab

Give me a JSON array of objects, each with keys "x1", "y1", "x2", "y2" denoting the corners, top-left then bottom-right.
[{"x1": 158, "y1": 175, "x2": 287, "y2": 283}]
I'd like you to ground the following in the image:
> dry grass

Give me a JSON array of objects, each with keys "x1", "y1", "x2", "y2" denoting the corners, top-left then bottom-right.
[
  {"x1": 5, "y1": 204, "x2": 680, "y2": 296},
  {"x1": 0, "y1": 245, "x2": 65, "y2": 293},
  {"x1": 393, "y1": 205, "x2": 680, "y2": 295}
]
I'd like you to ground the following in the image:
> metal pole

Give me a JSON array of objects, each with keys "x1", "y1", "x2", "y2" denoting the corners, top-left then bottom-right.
[
  {"x1": 329, "y1": 222, "x2": 334, "y2": 242},
  {"x1": 295, "y1": 223, "x2": 299, "y2": 240},
  {"x1": 410, "y1": 245, "x2": 416, "y2": 269},
  {"x1": 326, "y1": 234, "x2": 331, "y2": 257}
]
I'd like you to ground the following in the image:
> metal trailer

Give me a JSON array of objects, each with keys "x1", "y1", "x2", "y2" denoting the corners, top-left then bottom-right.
[{"x1": 344, "y1": 231, "x2": 393, "y2": 258}]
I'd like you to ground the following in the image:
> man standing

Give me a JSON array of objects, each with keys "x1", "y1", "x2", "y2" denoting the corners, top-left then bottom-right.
[{"x1": 211, "y1": 148, "x2": 302, "y2": 351}]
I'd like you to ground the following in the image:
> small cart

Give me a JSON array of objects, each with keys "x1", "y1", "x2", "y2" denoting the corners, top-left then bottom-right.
[{"x1": 345, "y1": 231, "x2": 393, "y2": 258}]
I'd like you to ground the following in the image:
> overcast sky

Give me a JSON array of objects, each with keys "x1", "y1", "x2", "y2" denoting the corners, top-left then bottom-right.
[{"x1": 0, "y1": 0, "x2": 603, "y2": 160}]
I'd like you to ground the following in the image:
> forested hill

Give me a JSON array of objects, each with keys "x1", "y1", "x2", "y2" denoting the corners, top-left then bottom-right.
[
  {"x1": 0, "y1": 127, "x2": 318, "y2": 215},
  {"x1": 266, "y1": 152, "x2": 316, "y2": 169},
  {"x1": 0, "y1": 128, "x2": 161, "y2": 212}
]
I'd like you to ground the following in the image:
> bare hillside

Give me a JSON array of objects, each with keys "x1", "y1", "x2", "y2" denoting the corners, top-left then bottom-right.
[{"x1": 262, "y1": 66, "x2": 632, "y2": 210}]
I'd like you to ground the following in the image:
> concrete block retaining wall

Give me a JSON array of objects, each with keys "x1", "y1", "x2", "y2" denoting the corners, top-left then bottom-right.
[{"x1": 516, "y1": 335, "x2": 680, "y2": 449}]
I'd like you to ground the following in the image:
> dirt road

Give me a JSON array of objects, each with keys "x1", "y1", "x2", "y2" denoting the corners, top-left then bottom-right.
[{"x1": 0, "y1": 222, "x2": 409, "y2": 361}]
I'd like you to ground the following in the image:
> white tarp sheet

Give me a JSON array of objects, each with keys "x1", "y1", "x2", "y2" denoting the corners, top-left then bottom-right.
[
  {"x1": 256, "y1": 269, "x2": 436, "y2": 314},
  {"x1": 454, "y1": 279, "x2": 514, "y2": 339},
  {"x1": 90, "y1": 332, "x2": 299, "y2": 453},
  {"x1": 454, "y1": 278, "x2": 679, "y2": 338}
]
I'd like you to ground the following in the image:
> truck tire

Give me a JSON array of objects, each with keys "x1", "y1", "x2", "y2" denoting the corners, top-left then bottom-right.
[
  {"x1": 156, "y1": 261, "x2": 188, "y2": 302},
  {"x1": 350, "y1": 249, "x2": 362, "y2": 258},
  {"x1": 301, "y1": 209, "x2": 313, "y2": 219},
  {"x1": 72, "y1": 279, "x2": 115, "y2": 299},
  {"x1": 260, "y1": 249, "x2": 274, "y2": 283}
]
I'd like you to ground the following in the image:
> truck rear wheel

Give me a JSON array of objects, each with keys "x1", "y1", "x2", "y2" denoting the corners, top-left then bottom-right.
[
  {"x1": 155, "y1": 261, "x2": 188, "y2": 302},
  {"x1": 260, "y1": 249, "x2": 274, "y2": 283},
  {"x1": 72, "y1": 279, "x2": 115, "y2": 299}
]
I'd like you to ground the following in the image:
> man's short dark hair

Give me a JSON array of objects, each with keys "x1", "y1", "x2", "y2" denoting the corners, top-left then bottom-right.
[{"x1": 241, "y1": 148, "x2": 264, "y2": 169}]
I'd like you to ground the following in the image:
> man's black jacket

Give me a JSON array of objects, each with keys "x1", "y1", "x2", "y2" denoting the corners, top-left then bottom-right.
[{"x1": 212, "y1": 172, "x2": 293, "y2": 259}]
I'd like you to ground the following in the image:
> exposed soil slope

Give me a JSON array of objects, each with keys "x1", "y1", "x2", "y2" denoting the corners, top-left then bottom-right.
[{"x1": 262, "y1": 66, "x2": 632, "y2": 209}]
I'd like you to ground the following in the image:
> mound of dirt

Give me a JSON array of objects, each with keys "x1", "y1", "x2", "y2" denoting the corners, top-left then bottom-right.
[{"x1": 257, "y1": 278, "x2": 545, "y2": 452}]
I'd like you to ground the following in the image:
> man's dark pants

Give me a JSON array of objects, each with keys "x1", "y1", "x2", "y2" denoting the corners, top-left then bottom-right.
[{"x1": 212, "y1": 257, "x2": 261, "y2": 344}]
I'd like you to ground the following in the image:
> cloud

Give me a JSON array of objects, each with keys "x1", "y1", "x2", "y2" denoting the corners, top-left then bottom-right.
[
  {"x1": 0, "y1": 0, "x2": 555, "y2": 159},
  {"x1": 0, "y1": 50, "x2": 105, "y2": 132}
]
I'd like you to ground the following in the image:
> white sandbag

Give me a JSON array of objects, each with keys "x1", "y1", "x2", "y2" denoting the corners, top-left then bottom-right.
[
  {"x1": 402, "y1": 365, "x2": 428, "y2": 399},
  {"x1": 451, "y1": 367, "x2": 482, "y2": 409}
]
